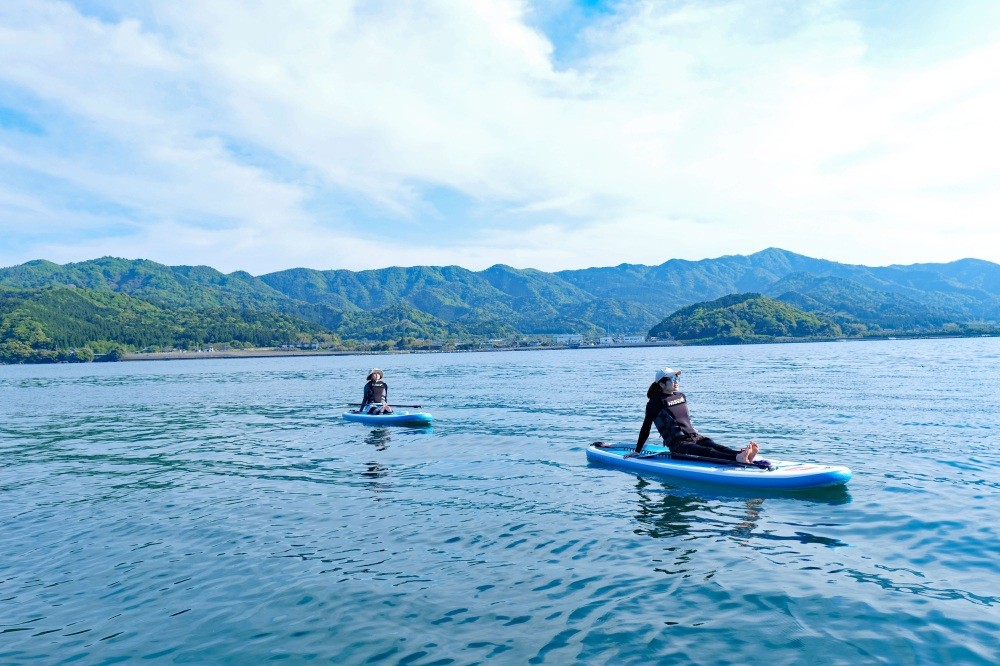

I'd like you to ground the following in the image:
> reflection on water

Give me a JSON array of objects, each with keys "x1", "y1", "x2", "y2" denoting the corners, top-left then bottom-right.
[
  {"x1": 365, "y1": 427, "x2": 391, "y2": 451},
  {"x1": 362, "y1": 460, "x2": 390, "y2": 496},
  {"x1": 362, "y1": 428, "x2": 392, "y2": 495},
  {"x1": 632, "y1": 477, "x2": 853, "y2": 552},
  {"x1": 632, "y1": 477, "x2": 765, "y2": 541}
]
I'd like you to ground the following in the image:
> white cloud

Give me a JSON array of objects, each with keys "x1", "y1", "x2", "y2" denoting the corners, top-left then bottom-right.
[{"x1": 1, "y1": 0, "x2": 998, "y2": 273}]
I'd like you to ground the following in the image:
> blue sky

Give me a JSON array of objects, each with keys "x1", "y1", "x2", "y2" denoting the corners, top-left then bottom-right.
[{"x1": 2, "y1": 0, "x2": 999, "y2": 274}]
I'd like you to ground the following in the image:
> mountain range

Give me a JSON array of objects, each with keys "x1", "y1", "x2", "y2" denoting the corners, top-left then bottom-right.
[{"x1": 2, "y1": 248, "x2": 998, "y2": 361}]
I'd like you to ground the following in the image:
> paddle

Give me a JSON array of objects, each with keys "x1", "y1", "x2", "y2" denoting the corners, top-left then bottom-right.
[
  {"x1": 593, "y1": 441, "x2": 664, "y2": 456},
  {"x1": 593, "y1": 442, "x2": 773, "y2": 470},
  {"x1": 349, "y1": 402, "x2": 423, "y2": 408},
  {"x1": 592, "y1": 441, "x2": 632, "y2": 451},
  {"x1": 650, "y1": 451, "x2": 774, "y2": 470},
  {"x1": 670, "y1": 451, "x2": 773, "y2": 470}
]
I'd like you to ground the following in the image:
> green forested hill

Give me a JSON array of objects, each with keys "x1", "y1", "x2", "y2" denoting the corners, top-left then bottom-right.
[
  {"x1": 765, "y1": 273, "x2": 974, "y2": 334},
  {"x1": 648, "y1": 293, "x2": 843, "y2": 343},
  {"x1": 0, "y1": 285, "x2": 326, "y2": 363},
  {"x1": 1, "y1": 248, "x2": 999, "y2": 363}
]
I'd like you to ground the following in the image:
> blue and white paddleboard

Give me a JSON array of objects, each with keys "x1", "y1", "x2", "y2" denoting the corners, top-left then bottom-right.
[
  {"x1": 587, "y1": 443, "x2": 851, "y2": 489},
  {"x1": 342, "y1": 410, "x2": 434, "y2": 426}
]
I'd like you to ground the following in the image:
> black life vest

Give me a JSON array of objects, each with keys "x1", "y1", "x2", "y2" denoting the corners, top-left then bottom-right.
[
  {"x1": 367, "y1": 380, "x2": 387, "y2": 404},
  {"x1": 652, "y1": 392, "x2": 696, "y2": 446}
]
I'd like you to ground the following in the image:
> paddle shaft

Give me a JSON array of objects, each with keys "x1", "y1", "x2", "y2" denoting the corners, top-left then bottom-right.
[
  {"x1": 350, "y1": 402, "x2": 422, "y2": 408},
  {"x1": 637, "y1": 450, "x2": 769, "y2": 469},
  {"x1": 592, "y1": 442, "x2": 772, "y2": 471}
]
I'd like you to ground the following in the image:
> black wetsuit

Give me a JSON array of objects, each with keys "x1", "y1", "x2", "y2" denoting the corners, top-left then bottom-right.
[
  {"x1": 635, "y1": 390, "x2": 740, "y2": 461},
  {"x1": 361, "y1": 380, "x2": 392, "y2": 413}
]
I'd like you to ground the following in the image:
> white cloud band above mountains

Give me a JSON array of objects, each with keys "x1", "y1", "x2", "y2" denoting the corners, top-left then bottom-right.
[{"x1": 1, "y1": 0, "x2": 999, "y2": 273}]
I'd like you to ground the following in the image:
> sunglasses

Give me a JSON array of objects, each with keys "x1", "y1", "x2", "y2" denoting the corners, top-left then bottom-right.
[{"x1": 659, "y1": 376, "x2": 679, "y2": 384}]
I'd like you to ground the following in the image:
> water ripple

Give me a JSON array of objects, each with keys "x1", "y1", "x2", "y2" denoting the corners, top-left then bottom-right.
[{"x1": 2, "y1": 341, "x2": 999, "y2": 663}]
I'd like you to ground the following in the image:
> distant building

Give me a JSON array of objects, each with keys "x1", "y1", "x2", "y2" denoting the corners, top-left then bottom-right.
[
  {"x1": 599, "y1": 336, "x2": 615, "y2": 345},
  {"x1": 553, "y1": 334, "x2": 584, "y2": 345},
  {"x1": 622, "y1": 335, "x2": 646, "y2": 343}
]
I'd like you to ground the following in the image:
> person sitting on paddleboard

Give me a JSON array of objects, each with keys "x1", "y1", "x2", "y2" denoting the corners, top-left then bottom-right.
[
  {"x1": 627, "y1": 367, "x2": 758, "y2": 463},
  {"x1": 360, "y1": 368, "x2": 393, "y2": 415}
]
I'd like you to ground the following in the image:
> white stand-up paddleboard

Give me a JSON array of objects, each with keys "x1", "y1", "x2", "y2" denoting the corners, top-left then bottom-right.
[
  {"x1": 587, "y1": 443, "x2": 851, "y2": 490},
  {"x1": 342, "y1": 410, "x2": 434, "y2": 426}
]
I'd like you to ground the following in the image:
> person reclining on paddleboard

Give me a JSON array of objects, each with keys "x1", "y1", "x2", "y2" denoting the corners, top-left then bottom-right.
[
  {"x1": 626, "y1": 367, "x2": 758, "y2": 463},
  {"x1": 360, "y1": 368, "x2": 393, "y2": 415}
]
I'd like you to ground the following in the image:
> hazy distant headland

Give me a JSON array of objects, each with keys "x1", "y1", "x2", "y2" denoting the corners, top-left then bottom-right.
[{"x1": 2, "y1": 248, "x2": 998, "y2": 364}]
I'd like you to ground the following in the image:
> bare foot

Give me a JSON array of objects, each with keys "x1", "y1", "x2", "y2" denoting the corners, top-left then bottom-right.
[{"x1": 737, "y1": 443, "x2": 758, "y2": 464}]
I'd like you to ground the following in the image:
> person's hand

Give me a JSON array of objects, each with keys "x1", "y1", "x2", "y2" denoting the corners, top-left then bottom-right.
[{"x1": 624, "y1": 452, "x2": 638, "y2": 459}]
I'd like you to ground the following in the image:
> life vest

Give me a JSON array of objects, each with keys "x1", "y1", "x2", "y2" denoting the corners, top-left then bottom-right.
[
  {"x1": 366, "y1": 380, "x2": 388, "y2": 404},
  {"x1": 652, "y1": 392, "x2": 696, "y2": 446}
]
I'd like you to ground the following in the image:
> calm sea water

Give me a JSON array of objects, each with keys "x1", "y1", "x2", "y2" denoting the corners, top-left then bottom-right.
[{"x1": 1, "y1": 338, "x2": 998, "y2": 664}]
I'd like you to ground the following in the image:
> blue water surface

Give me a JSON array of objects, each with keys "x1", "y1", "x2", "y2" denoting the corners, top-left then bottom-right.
[{"x1": 1, "y1": 338, "x2": 998, "y2": 664}]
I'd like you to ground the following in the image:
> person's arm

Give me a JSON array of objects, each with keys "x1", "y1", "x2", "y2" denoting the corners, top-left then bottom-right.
[
  {"x1": 383, "y1": 383, "x2": 389, "y2": 405},
  {"x1": 633, "y1": 400, "x2": 657, "y2": 454},
  {"x1": 361, "y1": 382, "x2": 372, "y2": 407}
]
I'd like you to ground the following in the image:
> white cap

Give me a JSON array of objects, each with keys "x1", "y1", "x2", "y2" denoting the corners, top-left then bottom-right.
[{"x1": 654, "y1": 367, "x2": 681, "y2": 382}]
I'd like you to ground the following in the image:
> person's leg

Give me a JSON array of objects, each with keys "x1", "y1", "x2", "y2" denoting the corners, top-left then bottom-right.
[
  {"x1": 698, "y1": 436, "x2": 740, "y2": 456},
  {"x1": 675, "y1": 438, "x2": 738, "y2": 462},
  {"x1": 699, "y1": 436, "x2": 758, "y2": 463}
]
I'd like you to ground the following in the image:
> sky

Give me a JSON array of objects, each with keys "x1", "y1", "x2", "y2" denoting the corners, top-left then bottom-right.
[{"x1": 1, "y1": 0, "x2": 999, "y2": 275}]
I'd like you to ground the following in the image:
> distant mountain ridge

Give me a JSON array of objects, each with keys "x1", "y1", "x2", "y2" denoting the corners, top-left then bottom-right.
[{"x1": 2, "y1": 249, "x2": 999, "y2": 351}]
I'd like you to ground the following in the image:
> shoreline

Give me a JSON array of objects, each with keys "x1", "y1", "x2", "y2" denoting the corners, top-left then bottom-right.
[
  {"x1": 118, "y1": 333, "x2": 996, "y2": 362},
  {"x1": 120, "y1": 341, "x2": 684, "y2": 362}
]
